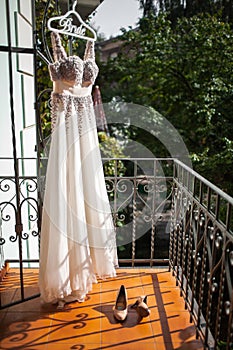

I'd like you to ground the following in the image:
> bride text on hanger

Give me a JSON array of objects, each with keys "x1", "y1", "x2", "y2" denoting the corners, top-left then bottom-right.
[
  {"x1": 47, "y1": 0, "x2": 97, "y2": 41},
  {"x1": 59, "y1": 18, "x2": 86, "y2": 36}
]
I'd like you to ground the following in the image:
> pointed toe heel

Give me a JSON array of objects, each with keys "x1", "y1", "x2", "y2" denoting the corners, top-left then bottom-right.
[
  {"x1": 113, "y1": 285, "x2": 128, "y2": 321},
  {"x1": 131, "y1": 295, "x2": 150, "y2": 318}
]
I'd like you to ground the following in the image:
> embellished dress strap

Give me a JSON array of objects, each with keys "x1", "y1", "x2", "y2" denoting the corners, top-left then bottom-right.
[
  {"x1": 51, "y1": 32, "x2": 67, "y2": 61},
  {"x1": 84, "y1": 41, "x2": 95, "y2": 61}
]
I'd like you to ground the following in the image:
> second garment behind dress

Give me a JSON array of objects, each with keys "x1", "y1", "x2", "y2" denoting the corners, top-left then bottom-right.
[{"x1": 39, "y1": 32, "x2": 118, "y2": 304}]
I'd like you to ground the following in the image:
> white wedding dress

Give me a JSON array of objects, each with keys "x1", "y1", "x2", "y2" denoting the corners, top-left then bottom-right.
[{"x1": 39, "y1": 32, "x2": 118, "y2": 304}]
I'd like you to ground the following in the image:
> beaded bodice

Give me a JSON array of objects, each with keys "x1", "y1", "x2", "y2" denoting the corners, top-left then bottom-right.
[{"x1": 49, "y1": 32, "x2": 99, "y2": 87}]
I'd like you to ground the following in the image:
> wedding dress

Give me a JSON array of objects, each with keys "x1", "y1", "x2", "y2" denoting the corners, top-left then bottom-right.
[{"x1": 39, "y1": 32, "x2": 118, "y2": 304}]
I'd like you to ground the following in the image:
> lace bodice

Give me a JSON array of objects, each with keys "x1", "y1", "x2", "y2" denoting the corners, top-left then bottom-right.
[{"x1": 49, "y1": 32, "x2": 99, "y2": 86}]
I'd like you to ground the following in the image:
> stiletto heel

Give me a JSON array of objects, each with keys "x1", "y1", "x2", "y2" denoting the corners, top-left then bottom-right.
[
  {"x1": 131, "y1": 295, "x2": 150, "y2": 318},
  {"x1": 113, "y1": 285, "x2": 128, "y2": 321}
]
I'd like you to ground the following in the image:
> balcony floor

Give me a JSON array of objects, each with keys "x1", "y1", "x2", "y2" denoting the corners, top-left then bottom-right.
[{"x1": 0, "y1": 268, "x2": 204, "y2": 350}]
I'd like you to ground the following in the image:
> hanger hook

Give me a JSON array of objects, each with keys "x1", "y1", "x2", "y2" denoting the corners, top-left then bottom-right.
[{"x1": 72, "y1": 0, "x2": 77, "y2": 11}]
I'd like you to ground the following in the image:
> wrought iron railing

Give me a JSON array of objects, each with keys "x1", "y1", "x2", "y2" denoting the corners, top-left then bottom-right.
[
  {"x1": 0, "y1": 156, "x2": 233, "y2": 350},
  {"x1": 170, "y1": 159, "x2": 233, "y2": 350},
  {"x1": 102, "y1": 157, "x2": 173, "y2": 266},
  {"x1": 0, "y1": 157, "x2": 40, "y2": 308}
]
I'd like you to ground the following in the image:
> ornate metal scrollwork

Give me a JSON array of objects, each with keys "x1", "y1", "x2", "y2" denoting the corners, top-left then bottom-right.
[
  {"x1": 0, "y1": 237, "x2": 5, "y2": 246},
  {"x1": 0, "y1": 178, "x2": 15, "y2": 192},
  {"x1": 20, "y1": 178, "x2": 38, "y2": 194},
  {"x1": 225, "y1": 301, "x2": 231, "y2": 315},
  {"x1": 0, "y1": 178, "x2": 40, "y2": 245},
  {"x1": 21, "y1": 232, "x2": 29, "y2": 240},
  {"x1": 32, "y1": 230, "x2": 39, "y2": 237},
  {"x1": 0, "y1": 201, "x2": 17, "y2": 243},
  {"x1": 20, "y1": 197, "x2": 39, "y2": 240},
  {"x1": 115, "y1": 178, "x2": 134, "y2": 212}
]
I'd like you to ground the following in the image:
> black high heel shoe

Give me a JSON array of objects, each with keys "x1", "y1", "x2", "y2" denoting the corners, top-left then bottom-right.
[{"x1": 113, "y1": 285, "x2": 128, "y2": 321}]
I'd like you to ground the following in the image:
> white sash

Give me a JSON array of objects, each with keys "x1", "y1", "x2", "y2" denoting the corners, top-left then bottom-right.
[{"x1": 53, "y1": 81, "x2": 92, "y2": 97}]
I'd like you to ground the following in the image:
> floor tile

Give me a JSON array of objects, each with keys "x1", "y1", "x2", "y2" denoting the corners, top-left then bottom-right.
[
  {"x1": 48, "y1": 310, "x2": 101, "y2": 345},
  {"x1": 99, "y1": 339, "x2": 156, "y2": 350},
  {"x1": 0, "y1": 267, "x2": 204, "y2": 350},
  {"x1": 0, "y1": 312, "x2": 51, "y2": 349},
  {"x1": 100, "y1": 311, "x2": 155, "y2": 349},
  {"x1": 151, "y1": 311, "x2": 200, "y2": 347},
  {"x1": 0, "y1": 288, "x2": 17, "y2": 306},
  {"x1": 101, "y1": 270, "x2": 142, "y2": 290},
  {"x1": 0, "y1": 310, "x2": 7, "y2": 323},
  {"x1": 152, "y1": 271, "x2": 179, "y2": 288},
  {"x1": 6, "y1": 296, "x2": 45, "y2": 313},
  {"x1": 155, "y1": 339, "x2": 204, "y2": 350},
  {"x1": 100, "y1": 285, "x2": 145, "y2": 309},
  {"x1": 1, "y1": 342, "x2": 49, "y2": 350},
  {"x1": 46, "y1": 342, "x2": 101, "y2": 349}
]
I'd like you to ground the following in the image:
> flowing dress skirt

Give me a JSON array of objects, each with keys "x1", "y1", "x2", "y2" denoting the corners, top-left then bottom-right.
[{"x1": 39, "y1": 92, "x2": 118, "y2": 303}]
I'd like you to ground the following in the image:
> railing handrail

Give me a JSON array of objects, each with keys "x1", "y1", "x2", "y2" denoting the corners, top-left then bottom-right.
[
  {"x1": 1, "y1": 156, "x2": 233, "y2": 203},
  {"x1": 2, "y1": 156, "x2": 233, "y2": 204},
  {"x1": 102, "y1": 157, "x2": 174, "y2": 161},
  {"x1": 174, "y1": 158, "x2": 233, "y2": 205},
  {"x1": 0, "y1": 157, "x2": 37, "y2": 160}
]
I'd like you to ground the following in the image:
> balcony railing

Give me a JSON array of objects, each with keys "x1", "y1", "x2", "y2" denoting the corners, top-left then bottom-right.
[
  {"x1": 0, "y1": 157, "x2": 233, "y2": 349},
  {"x1": 170, "y1": 159, "x2": 233, "y2": 349},
  {"x1": 102, "y1": 157, "x2": 174, "y2": 267}
]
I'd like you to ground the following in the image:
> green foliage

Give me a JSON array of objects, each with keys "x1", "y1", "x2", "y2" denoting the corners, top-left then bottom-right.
[
  {"x1": 139, "y1": 0, "x2": 157, "y2": 17},
  {"x1": 98, "y1": 131, "x2": 126, "y2": 176},
  {"x1": 98, "y1": 13, "x2": 233, "y2": 195},
  {"x1": 142, "y1": 0, "x2": 233, "y2": 23},
  {"x1": 217, "y1": 341, "x2": 233, "y2": 349}
]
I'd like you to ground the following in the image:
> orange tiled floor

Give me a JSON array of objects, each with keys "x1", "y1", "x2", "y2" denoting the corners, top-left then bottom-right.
[{"x1": 0, "y1": 268, "x2": 204, "y2": 350}]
